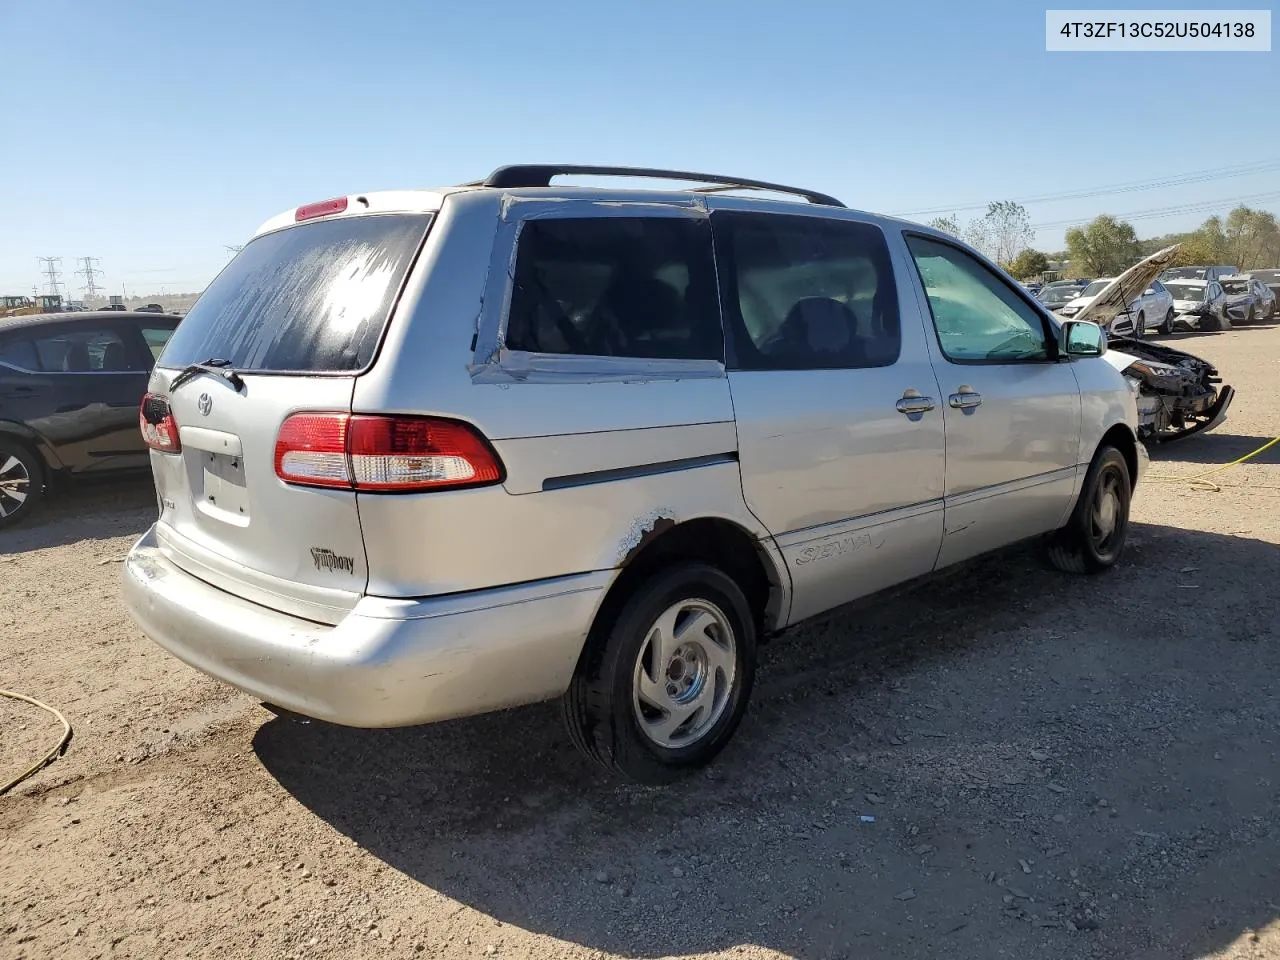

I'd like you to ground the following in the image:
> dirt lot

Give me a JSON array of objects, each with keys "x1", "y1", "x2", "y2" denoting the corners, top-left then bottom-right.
[{"x1": 3, "y1": 323, "x2": 1279, "y2": 960}]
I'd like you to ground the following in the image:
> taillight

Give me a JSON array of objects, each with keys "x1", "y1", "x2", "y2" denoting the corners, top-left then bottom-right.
[
  {"x1": 139, "y1": 393, "x2": 181, "y2": 453},
  {"x1": 274, "y1": 413, "x2": 503, "y2": 493}
]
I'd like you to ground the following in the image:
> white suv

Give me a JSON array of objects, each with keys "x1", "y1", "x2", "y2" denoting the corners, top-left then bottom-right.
[{"x1": 122, "y1": 165, "x2": 1149, "y2": 783}]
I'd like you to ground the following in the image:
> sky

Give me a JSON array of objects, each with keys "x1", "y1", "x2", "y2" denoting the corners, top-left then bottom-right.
[{"x1": 1, "y1": 0, "x2": 1276, "y2": 297}]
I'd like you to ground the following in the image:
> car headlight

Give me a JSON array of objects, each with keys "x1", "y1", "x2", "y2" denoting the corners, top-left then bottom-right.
[{"x1": 1124, "y1": 359, "x2": 1180, "y2": 378}]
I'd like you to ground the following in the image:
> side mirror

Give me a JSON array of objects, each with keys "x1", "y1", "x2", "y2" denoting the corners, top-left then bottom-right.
[
  {"x1": 1144, "y1": 288, "x2": 1156, "y2": 296},
  {"x1": 1061, "y1": 319, "x2": 1107, "y2": 357}
]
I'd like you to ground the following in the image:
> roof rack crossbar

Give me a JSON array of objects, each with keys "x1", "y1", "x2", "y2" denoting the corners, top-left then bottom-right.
[{"x1": 479, "y1": 165, "x2": 844, "y2": 207}]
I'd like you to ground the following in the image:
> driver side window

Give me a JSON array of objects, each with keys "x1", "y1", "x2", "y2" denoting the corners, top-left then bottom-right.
[{"x1": 905, "y1": 235, "x2": 1050, "y2": 363}]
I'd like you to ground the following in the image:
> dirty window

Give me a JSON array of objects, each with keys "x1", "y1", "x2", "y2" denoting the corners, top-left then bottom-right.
[
  {"x1": 712, "y1": 212, "x2": 901, "y2": 371},
  {"x1": 504, "y1": 217, "x2": 722, "y2": 361},
  {"x1": 905, "y1": 236, "x2": 1050, "y2": 363}
]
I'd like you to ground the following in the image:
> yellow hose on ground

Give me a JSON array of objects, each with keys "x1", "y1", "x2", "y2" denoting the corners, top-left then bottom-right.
[
  {"x1": 1150, "y1": 435, "x2": 1280, "y2": 492},
  {"x1": 0, "y1": 689, "x2": 72, "y2": 796}
]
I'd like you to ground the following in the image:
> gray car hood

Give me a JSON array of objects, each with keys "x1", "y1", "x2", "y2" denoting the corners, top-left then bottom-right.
[{"x1": 1072, "y1": 244, "x2": 1181, "y2": 328}]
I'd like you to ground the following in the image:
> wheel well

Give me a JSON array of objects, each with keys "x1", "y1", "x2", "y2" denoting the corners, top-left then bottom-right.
[
  {"x1": 598, "y1": 518, "x2": 783, "y2": 641},
  {"x1": 1101, "y1": 424, "x2": 1138, "y2": 486},
  {"x1": 0, "y1": 431, "x2": 47, "y2": 474}
]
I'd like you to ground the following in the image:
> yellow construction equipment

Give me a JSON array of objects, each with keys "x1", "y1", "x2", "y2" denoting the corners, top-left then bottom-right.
[{"x1": 1, "y1": 294, "x2": 63, "y2": 318}]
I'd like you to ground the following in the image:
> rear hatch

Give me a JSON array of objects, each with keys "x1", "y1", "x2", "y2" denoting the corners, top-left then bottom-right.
[{"x1": 147, "y1": 209, "x2": 433, "y2": 624}]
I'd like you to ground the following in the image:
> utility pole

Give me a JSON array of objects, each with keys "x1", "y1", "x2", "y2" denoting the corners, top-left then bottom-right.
[
  {"x1": 76, "y1": 256, "x2": 103, "y2": 296},
  {"x1": 36, "y1": 257, "x2": 63, "y2": 296}
]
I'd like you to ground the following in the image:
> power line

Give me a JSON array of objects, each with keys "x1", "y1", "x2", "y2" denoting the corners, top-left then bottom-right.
[
  {"x1": 75, "y1": 256, "x2": 103, "y2": 297},
  {"x1": 897, "y1": 158, "x2": 1280, "y2": 217},
  {"x1": 36, "y1": 257, "x2": 63, "y2": 297},
  {"x1": 1030, "y1": 189, "x2": 1280, "y2": 231}
]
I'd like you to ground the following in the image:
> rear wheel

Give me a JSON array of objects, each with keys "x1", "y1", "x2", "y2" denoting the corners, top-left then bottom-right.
[
  {"x1": 563, "y1": 562, "x2": 756, "y2": 784},
  {"x1": 1047, "y1": 444, "x2": 1131, "y2": 575},
  {"x1": 1161, "y1": 308, "x2": 1176, "y2": 335},
  {"x1": 0, "y1": 439, "x2": 45, "y2": 529}
]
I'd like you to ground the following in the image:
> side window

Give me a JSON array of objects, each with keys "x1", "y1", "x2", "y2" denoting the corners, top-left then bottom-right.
[
  {"x1": 32, "y1": 328, "x2": 136, "y2": 372},
  {"x1": 905, "y1": 235, "x2": 1050, "y2": 363},
  {"x1": 140, "y1": 325, "x2": 178, "y2": 361},
  {"x1": 713, "y1": 212, "x2": 901, "y2": 371},
  {"x1": 504, "y1": 217, "x2": 722, "y2": 361},
  {"x1": 0, "y1": 338, "x2": 40, "y2": 370}
]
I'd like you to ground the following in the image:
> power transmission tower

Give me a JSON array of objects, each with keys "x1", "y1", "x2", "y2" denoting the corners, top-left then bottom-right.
[
  {"x1": 36, "y1": 257, "x2": 64, "y2": 296},
  {"x1": 76, "y1": 256, "x2": 103, "y2": 296}
]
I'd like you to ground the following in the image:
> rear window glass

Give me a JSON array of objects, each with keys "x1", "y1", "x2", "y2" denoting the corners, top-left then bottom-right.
[
  {"x1": 505, "y1": 217, "x2": 722, "y2": 361},
  {"x1": 159, "y1": 213, "x2": 431, "y2": 372}
]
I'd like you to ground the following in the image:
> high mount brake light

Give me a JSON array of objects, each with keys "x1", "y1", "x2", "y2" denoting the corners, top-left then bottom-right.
[
  {"x1": 295, "y1": 197, "x2": 349, "y2": 221},
  {"x1": 139, "y1": 393, "x2": 181, "y2": 453},
  {"x1": 274, "y1": 413, "x2": 503, "y2": 492}
]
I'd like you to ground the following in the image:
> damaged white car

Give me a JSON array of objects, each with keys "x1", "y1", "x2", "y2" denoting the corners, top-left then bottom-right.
[{"x1": 1074, "y1": 246, "x2": 1235, "y2": 443}]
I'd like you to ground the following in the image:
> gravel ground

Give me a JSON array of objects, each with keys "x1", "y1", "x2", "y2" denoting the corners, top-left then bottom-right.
[{"x1": 2, "y1": 322, "x2": 1279, "y2": 960}]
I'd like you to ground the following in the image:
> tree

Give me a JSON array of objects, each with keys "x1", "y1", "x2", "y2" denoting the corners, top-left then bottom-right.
[
  {"x1": 1007, "y1": 248, "x2": 1049, "y2": 279},
  {"x1": 926, "y1": 215, "x2": 961, "y2": 237},
  {"x1": 965, "y1": 201, "x2": 1033, "y2": 265},
  {"x1": 1222, "y1": 206, "x2": 1280, "y2": 268},
  {"x1": 1064, "y1": 215, "x2": 1141, "y2": 276}
]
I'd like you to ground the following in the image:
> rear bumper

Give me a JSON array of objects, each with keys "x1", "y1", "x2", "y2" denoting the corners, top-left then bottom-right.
[{"x1": 121, "y1": 525, "x2": 609, "y2": 727}]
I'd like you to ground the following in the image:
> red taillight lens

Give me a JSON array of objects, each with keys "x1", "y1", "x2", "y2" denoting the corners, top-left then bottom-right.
[
  {"x1": 139, "y1": 393, "x2": 181, "y2": 453},
  {"x1": 274, "y1": 413, "x2": 351, "y2": 488},
  {"x1": 274, "y1": 413, "x2": 503, "y2": 492},
  {"x1": 295, "y1": 197, "x2": 349, "y2": 221}
]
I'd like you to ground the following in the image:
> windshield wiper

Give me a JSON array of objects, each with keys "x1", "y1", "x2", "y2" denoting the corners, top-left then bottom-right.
[{"x1": 169, "y1": 357, "x2": 245, "y2": 393}]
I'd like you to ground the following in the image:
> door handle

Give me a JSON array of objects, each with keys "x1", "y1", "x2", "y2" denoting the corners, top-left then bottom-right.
[
  {"x1": 949, "y1": 386, "x2": 983, "y2": 409},
  {"x1": 895, "y1": 389, "x2": 936, "y2": 415}
]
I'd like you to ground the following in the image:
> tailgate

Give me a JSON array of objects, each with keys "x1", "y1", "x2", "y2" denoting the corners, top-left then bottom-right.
[
  {"x1": 152, "y1": 373, "x2": 365, "y2": 625},
  {"x1": 144, "y1": 207, "x2": 434, "y2": 625}
]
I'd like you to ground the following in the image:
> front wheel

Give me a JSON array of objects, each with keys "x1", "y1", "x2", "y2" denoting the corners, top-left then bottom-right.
[
  {"x1": 563, "y1": 562, "x2": 756, "y2": 783},
  {"x1": 1046, "y1": 444, "x2": 1131, "y2": 574},
  {"x1": 1246, "y1": 306, "x2": 1256, "y2": 325},
  {"x1": 1133, "y1": 311, "x2": 1146, "y2": 340},
  {"x1": 1161, "y1": 308, "x2": 1176, "y2": 335}
]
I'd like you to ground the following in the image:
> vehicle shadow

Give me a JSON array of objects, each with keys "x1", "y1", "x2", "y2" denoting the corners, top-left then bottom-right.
[
  {"x1": 1148, "y1": 432, "x2": 1280, "y2": 467},
  {"x1": 0, "y1": 475, "x2": 155, "y2": 555},
  {"x1": 256, "y1": 523, "x2": 1280, "y2": 959}
]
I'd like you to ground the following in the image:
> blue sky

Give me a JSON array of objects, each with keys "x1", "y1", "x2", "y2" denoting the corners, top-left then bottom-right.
[{"x1": 1, "y1": 0, "x2": 1276, "y2": 296}]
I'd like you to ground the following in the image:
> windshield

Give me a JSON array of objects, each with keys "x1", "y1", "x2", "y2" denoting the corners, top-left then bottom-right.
[
  {"x1": 1081, "y1": 280, "x2": 1111, "y2": 297},
  {"x1": 1220, "y1": 280, "x2": 1249, "y2": 295},
  {"x1": 1162, "y1": 267, "x2": 1208, "y2": 280},
  {"x1": 1040, "y1": 288, "x2": 1078, "y2": 304},
  {"x1": 1164, "y1": 282, "x2": 1205, "y2": 301},
  {"x1": 159, "y1": 213, "x2": 432, "y2": 372}
]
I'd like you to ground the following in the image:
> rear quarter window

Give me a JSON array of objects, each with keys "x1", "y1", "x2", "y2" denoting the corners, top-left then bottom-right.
[
  {"x1": 159, "y1": 213, "x2": 431, "y2": 372},
  {"x1": 0, "y1": 337, "x2": 40, "y2": 370}
]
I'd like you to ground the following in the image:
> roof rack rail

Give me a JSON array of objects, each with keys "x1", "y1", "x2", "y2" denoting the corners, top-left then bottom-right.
[{"x1": 478, "y1": 165, "x2": 844, "y2": 207}]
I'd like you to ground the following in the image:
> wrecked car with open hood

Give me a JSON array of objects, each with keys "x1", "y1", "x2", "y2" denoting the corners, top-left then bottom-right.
[{"x1": 1071, "y1": 245, "x2": 1234, "y2": 443}]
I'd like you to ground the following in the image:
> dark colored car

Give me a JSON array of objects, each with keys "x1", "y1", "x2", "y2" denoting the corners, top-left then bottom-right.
[
  {"x1": 1035, "y1": 284, "x2": 1084, "y2": 312},
  {"x1": 134, "y1": 303, "x2": 166, "y2": 314},
  {"x1": 0, "y1": 311, "x2": 180, "y2": 526}
]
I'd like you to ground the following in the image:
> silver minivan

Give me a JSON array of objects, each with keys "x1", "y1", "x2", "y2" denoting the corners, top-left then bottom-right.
[{"x1": 122, "y1": 165, "x2": 1150, "y2": 783}]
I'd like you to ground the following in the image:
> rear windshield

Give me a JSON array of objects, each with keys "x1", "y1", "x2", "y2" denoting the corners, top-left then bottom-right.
[{"x1": 159, "y1": 213, "x2": 431, "y2": 372}]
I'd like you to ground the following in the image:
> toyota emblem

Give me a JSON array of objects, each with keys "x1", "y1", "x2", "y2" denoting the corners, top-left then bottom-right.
[{"x1": 197, "y1": 393, "x2": 213, "y2": 416}]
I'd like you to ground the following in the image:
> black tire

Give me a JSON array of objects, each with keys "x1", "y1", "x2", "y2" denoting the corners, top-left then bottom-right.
[
  {"x1": 1201, "y1": 311, "x2": 1223, "y2": 332},
  {"x1": 0, "y1": 438, "x2": 46, "y2": 529},
  {"x1": 1046, "y1": 444, "x2": 1131, "y2": 575},
  {"x1": 1245, "y1": 306, "x2": 1255, "y2": 325},
  {"x1": 563, "y1": 562, "x2": 756, "y2": 784},
  {"x1": 1133, "y1": 311, "x2": 1145, "y2": 340},
  {"x1": 1161, "y1": 309, "x2": 1176, "y2": 336}
]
